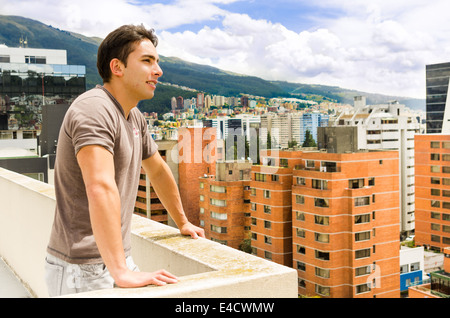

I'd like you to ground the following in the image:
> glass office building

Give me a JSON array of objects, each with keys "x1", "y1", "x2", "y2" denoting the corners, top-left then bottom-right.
[
  {"x1": 0, "y1": 47, "x2": 86, "y2": 130},
  {"x1": 426, "y1": 62, "x2": 450, "y2": 134}
]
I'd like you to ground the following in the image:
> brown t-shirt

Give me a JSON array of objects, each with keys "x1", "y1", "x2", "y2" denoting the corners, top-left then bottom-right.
[{"x1": 47, "y1": 85, "x2": 158, "y2": 264}]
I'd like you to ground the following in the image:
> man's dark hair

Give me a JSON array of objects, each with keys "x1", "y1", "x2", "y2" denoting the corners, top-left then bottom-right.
[{"x1": 97, "y1": 24, "x2": 158, "y2": 83}]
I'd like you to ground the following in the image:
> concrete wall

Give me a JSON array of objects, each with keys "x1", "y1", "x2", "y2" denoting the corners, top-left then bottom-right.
[{"x1": 0, "y1": 167, "x2": 298, "y2": 298}]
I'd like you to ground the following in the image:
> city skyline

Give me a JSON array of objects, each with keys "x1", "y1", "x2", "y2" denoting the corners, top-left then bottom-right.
[{"x1": 0, "y1": 0, "x2": 449, "y2": 100}]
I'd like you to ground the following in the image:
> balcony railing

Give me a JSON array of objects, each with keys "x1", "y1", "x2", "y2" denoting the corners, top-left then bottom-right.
[{"x1": 0, "y1": 167, "x2": 297, "y2": 298}]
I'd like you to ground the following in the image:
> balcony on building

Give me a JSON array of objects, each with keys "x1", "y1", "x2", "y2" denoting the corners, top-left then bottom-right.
[{"x1": 0, "y1": 167, "x2": 297, "y2": 298}]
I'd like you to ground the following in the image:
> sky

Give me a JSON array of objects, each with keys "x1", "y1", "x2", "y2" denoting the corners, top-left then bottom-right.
[{"x1": 1, "y1": 0, "x2": 449, "y2": 99}]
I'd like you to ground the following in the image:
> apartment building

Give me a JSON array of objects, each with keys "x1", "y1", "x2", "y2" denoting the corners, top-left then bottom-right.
[
  {"x1": 250, "y1": 150, "x2": 304, "y2": 267},
  {"x1": 260, "y1": 112, "x2": 328, "y2": 149},
  {"x1": 415, "y1": 134, "x2": 450, "y2": 252},
  {"x1": 178, "y1": 127, "x2": 217, "y2": 226},
  {"x1": 324, "y1": 96, "x2": 420, "y2": 237},
  {"x1": 199, "y1": 161, "x2": 252, "y2": 249},
  {"x1": 292, "y1": 150, "x2": 400, "y2": 298},
  {"x1": 134, "y1": 140, "x2": 179, "y2": 225}
]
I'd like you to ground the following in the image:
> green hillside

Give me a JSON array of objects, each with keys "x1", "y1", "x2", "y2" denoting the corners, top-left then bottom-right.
[{"x1": 0, "y1": 15, "x2": 425, "y2": 114}]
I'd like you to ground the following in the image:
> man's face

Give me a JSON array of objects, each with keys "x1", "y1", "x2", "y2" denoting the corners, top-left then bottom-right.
[{"x1": 121, "y1": 39, "x2": 163, "y2": 101}]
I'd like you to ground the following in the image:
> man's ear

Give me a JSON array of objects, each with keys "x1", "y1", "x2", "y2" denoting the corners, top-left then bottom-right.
[{"x1": 110, "y1": 58, "x2": 124, "y2": 77}]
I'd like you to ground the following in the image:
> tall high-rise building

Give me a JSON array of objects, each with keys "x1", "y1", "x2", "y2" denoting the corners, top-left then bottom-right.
[
  {"x1": 250, "y1": 150, "x2": 303, "y2": 267},
  {"x1": 415, "y1": 134, "x2": 450, "y2": 252},
  {"x1": 426, "y1": 62, "x2": 450, "y2": 134},
  {"x1": 178, "y1": 127, "x2": 217, "y2": 226},
  {"x1": 293, "y1": 150, "x2": 400, "y2": 298}
]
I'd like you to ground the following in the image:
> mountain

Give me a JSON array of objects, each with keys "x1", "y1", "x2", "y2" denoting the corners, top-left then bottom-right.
[{"x1": 0, "y1": 15, "x2": 425, "y2": 114}]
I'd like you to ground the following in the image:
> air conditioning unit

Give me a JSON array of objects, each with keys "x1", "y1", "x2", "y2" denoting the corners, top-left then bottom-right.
[{"x1": 320, "y1": 167, "x2": 326, "y2": 172}]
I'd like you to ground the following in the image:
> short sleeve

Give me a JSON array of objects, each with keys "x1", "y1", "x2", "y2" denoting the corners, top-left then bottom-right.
[{"x1": 65, "y1": 96, "x2": 117, "y2": 156}]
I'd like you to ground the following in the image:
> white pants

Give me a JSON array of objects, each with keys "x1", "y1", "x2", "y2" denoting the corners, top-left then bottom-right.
[{"x1": 44, "y1": 253, "x2": 139, "y2": 297}]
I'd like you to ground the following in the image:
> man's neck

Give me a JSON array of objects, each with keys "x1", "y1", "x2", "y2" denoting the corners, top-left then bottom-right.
[{"x1": 102, "y1": 82, "x2": 136, "y2": 119}]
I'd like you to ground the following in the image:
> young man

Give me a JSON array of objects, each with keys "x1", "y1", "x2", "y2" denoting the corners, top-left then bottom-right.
[{"x1": 45, "y1": 24, "x2": 204, "y2": 297}]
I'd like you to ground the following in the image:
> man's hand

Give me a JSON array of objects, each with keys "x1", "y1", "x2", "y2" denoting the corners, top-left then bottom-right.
[
  {"x1": 180, "y1": 222, "x2": 205, "y2": 239},
  {"x1": 114, "y1": 268, "x2": 178, "y2": 288}
]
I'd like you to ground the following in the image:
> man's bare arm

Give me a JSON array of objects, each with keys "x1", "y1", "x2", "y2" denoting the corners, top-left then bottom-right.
[
  {"x1": 142, "y1": 151, "x2": 205, "y2": 239},
  {"x1": 77, "y1": 145, "x2": 178, "y2": 287}
]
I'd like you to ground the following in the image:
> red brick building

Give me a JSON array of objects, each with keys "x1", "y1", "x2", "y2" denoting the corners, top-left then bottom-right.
[
  {"x1": 292, "y1": 150, "x2": 400, "y2": 298},
  {"x1": 415, "y1": 134, "x2": 450, "y2": 252},
  {"x1": 199, "y1": 161, "x2": 252, "y2": 249}
]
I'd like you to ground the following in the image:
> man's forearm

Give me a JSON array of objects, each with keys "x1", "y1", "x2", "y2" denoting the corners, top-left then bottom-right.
[{"x1": 148, "y1": 160, "x2": 189, "y2": 228}]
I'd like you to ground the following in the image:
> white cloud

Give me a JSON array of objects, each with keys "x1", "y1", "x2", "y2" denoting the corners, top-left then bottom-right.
[{"x1": 0, "y1": 0, "x2": 448, "y2": 98}]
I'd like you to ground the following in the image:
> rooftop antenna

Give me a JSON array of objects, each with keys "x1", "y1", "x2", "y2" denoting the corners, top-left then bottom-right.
[{"x1": 19, "y1": 35, "x2": 28, "y2": 48}]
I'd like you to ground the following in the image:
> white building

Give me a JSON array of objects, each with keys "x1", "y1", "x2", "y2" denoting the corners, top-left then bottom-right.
[
  {"x1": 0, "y1": 45, "x2": 67, "y2": 65},
  {"x1": 330, "y1": 96, "x2": 420, "y2": 236}
]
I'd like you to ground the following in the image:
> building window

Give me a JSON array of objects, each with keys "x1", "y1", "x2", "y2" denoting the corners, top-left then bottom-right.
[
  {"x1": 431, "y1": 153, "x2": 440, "y2": 160},
  {"x1": 431, "y1": 177, "x2": 441, "y2": 184},
  {"x1": 210, "y1": 185, "x2": 226, "y2": 193},
  {"x1": 355, "y1": 266, "x2": 371, "y2": 277},
  {"x1": 297, "y1": 245, "x2": 306, "y2": 254},
  {"x1": 210, "y1": 198, "x2": 226, "y2": 207},
  {"x1": 297, "y1": 262, "x2": 306, "y2": 271},
  {"x1": 296, "y1": 195, "x2": 305, "y2": 204},
  {"x1": 264, "y1": 220, "x2": 271, "y2": 229},
  {"x1": 296, "y1": 228, "x2": 305, "y2": 238},
  {"x1": 211, "y1": 211, "x2": 227, "y2": 220},
  {"x1": 305, "y1": 160, "x2": 315, "y2": 168},
  {"x1": 349, "y1": 178, "x2": 364, "y2": 189},
  {"x1": 272, "y1": 174, "x2": 279, "y2": 182},
  {"x1": 296, "y1": 177, "x2": 306, "y2": 185},
  {"x1": 315, "y1": 250, "x2": 330, "y2": 261},
  {"x1": 431, "y1": 189, "x2": 441, "y2": 196},
  {"x1": 25, "y1": 55, "x2": 46, "y2": 64},
  {"x1": 431, "y1": 141, "x2": 440, "y2": 148},
  {"x1": 431, "y1": 200, "x2": 440, "y2": 208},
  {"x1": 355, "y1": 197, "x2": 370, "y2": 207},
  {"x1": 355, "y1": 214, "x2": 370, "y2": 224},
  {"x1": 431, "y1": 165, "x2": 440, "y2": 173},
  {"x1": 254, "y1": 173, "x2": 267, "y2": 182},
  {"x1": 314, "y1": 198, "x2": 329, "y2": 208},
  {"x1": 315, "y1": 267, "x2": 330, "y2": 278},
  {"x1": 263, "y1": 190, "x2": 271, "y2": 198},
  {"x1": 315, "y1": 233, "x2": 329, "y2": 243},
  {"x1": 315, "y1": 215, "x2": 329, "y2": 225},
  {"x1": 356, "y1": 284, "x2": 371, "y2": 294},
  {"x1": 0, "y1": 55, "x2": 10, "y2": 62},
  {"x1": 296, "y1": 211, "x2": 305, "y2": 221},
  {"x1": 312, "y1": 179, "x2": 328, "y2": 190},
  {"x1": 211, "y1": 225, "x2": 227, "y2": 233},
  {"x1": 355, "y1": 231, "x2": 371, "y2": 242},
  {"x1": 264, "y1": 236, "x2": 272, "y2": 245},
  {"x1": 355, "y1": 248, "x2": 371, "y2": 259},
  {"x1": 264, "y1": 205, "x2": 271, "y2": 214},
  {"x1": 315, "y1": 284, "x2": 330, "y2": 297}
]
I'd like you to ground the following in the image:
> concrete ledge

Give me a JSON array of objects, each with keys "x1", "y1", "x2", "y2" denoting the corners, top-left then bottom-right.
[
  {"x1": 0, "y1": 167, "x2": 298, "y2": 298},
  {"x1": 65, "y1": 215, "x2": 298, "y2": 298}
]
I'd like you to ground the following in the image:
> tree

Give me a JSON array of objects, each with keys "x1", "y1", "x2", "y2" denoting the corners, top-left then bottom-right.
[{"x1": 302, "y1": 130, "x2": 317, "y2": 147}]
